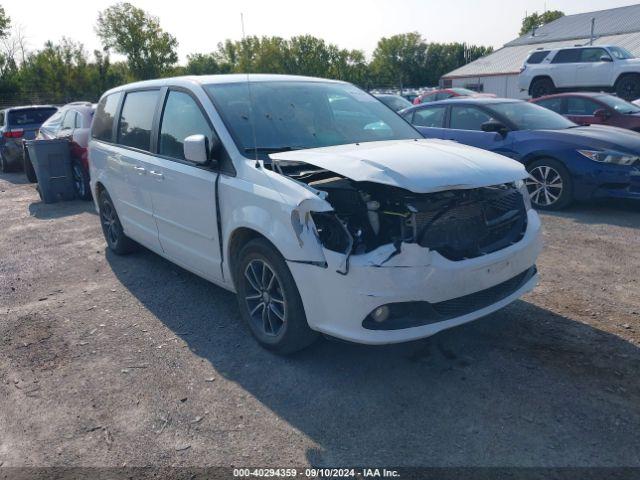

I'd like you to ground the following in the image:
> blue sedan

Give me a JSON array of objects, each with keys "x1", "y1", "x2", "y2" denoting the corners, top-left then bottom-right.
[{"x1": 400, "y1": 98, "x2": 640, "y2": 210}]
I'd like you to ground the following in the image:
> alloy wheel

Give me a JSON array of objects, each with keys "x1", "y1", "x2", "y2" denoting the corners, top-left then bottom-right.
[
  {"x1": 526, "y1": 165, "x2": 563, "y2": 207},
  {"x1": 243, "y1": 259, "x2": 286, "y2": 337},
  {"x1": 100, "y1": 200, "x2": 119, "y2": 246}
]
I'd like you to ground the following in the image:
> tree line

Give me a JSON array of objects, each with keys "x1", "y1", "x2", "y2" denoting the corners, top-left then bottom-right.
[{"x1": 4, "y1": 2, "x2": 556, "y2": 107}]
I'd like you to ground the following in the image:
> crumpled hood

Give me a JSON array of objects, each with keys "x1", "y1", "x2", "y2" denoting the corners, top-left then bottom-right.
[
  {"x1": 536, "y1": 125, "x2": 640, "y2": 152},
  {"x1": 270, "y1": 139, "x2": 527, "y2": 194}
]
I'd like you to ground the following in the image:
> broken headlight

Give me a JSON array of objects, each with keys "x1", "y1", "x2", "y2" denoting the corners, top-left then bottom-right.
[
  {"x1": 310, "y1": 212, "x2": 352, "y2": 252},
  {"x1": 515, "y1": 179, "x2": 532, "y2": 211}
]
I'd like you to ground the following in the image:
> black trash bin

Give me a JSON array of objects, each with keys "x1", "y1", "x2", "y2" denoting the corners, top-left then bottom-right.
[{"x1": 25, "y1": 139, "x2": 76, "y2": 203}]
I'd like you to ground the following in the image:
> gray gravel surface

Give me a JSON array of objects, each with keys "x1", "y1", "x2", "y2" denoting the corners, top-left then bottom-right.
[{"x1": 0, "y1": 172, "x2": 639, "y2": 468}]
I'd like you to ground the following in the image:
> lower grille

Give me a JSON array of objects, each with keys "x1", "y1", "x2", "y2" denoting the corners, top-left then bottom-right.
[
  {"x1": 412, "y1": 187, "x2": 527, "y2": 261},
  {"x1": 362, "y1": 266, "x2": 537, "y2": 331}
]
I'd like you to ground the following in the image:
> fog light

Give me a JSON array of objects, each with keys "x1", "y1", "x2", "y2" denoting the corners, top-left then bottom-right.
[{"x1": 371, "y1": 306, "x2": 390, "y2": 323}]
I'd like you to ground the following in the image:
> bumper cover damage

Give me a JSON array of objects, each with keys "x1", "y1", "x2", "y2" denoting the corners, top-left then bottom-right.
[
  {"x1": 269, "y1": 141, "x2": 542, "y2": 343},
  {"x1": 287, "y1": 210, "x2": 542, "y2": 344}
]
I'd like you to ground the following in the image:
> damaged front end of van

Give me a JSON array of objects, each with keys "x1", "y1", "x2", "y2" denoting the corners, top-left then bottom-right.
[{"x1": 269, "y1": 139, "x2": 542, "y2": 344}]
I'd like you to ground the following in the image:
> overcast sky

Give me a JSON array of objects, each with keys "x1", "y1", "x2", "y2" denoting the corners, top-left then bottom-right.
[{"x1": 5, "y1": 0, "x2": 639, "y2": 63}]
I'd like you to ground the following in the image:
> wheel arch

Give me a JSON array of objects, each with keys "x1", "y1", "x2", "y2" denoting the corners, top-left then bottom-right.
[
  {"x1": 614, "y1": 71, "x2": 640, "y2": 86},
  {"x1": 227, "y1": 226, "x2": 303, "y2": 291},
  {"x1": 529, "y1": 75, "x2": 555, "y2": 95}
]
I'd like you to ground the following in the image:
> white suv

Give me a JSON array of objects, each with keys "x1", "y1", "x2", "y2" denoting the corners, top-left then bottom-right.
[
  {"x1": 89, "y1": 75, "x2": 542, "y2": 354},
  {"x1": 519, "y1": 45, "x2": 640, "y2": 100}
]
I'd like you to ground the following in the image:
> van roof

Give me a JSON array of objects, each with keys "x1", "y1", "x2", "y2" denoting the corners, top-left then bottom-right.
[{"x1": 101, "y1": 74, "x2": 347, "y2": 99}]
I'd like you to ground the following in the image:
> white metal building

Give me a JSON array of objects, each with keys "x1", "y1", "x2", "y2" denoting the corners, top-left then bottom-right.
[{"x1": 441, "y1": 4, "x2": 640, "y2": 98}]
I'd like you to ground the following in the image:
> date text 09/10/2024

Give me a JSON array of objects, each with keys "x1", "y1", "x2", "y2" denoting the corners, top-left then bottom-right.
[{"x1": 233, "y1": 468, "x2": 401, "y2": 478}]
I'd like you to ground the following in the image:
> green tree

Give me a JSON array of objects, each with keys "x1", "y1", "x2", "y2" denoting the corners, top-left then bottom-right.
[
  {"x1": 0, "y1": 4, "x2": 10, "y2": 38},
  {"x1": 520, "y1": 10, "x2": 564, "y2": 36},
  {"x1": 96, "y1": 2, "x2": 178, "y2": 79},
  {"x1": 370, "y1": 32, "x2": 428, "y2": 89}
]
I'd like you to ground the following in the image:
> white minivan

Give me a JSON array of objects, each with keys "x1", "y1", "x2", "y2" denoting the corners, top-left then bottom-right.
[{"x1": 89, "y1": 74, "x2": 542, "y2": 354}]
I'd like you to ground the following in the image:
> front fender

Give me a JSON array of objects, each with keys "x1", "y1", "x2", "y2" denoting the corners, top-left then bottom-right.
[{"x1": 219, "y1": 166, "x2": 332, "y2": 281}]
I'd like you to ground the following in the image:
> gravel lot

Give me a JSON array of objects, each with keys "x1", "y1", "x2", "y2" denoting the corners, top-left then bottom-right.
[{"x1": 1, "y1": 171, "x2": 639, "y2": 470}]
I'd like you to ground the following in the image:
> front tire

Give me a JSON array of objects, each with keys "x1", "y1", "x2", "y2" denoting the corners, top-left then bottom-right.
[
  {"x1": 98, "y1": 189, "x2": 137, "y2": 254},
  {"x1": 525, "y1": 158, "x2": 573, "y2": 210},
  {"x1": 235, "y1": 238, "x2": 318, "y2": 354},
  {"x1": 615, "y1": 74, "x2": 640, "y2": 101},
  {"x1": 529, "y1": 77, "x2": 555, "y2": 98}
]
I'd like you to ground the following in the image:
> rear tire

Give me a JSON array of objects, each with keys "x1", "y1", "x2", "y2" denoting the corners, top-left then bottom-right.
[
  {"x1": 98, "y1": 189, "x2": 137, "y2": 254},
  {"x1": 235, "y1": 238, "x2": 318, "y2": 354},
  {"x1": 71, "y1": 158, "x2": 92, "y2": 200},
  {"x1": 529, "y1": 77, "x2": 555, "y2": 98},
  {"x1": 525, "y1": 158, "x2": 573, "y2": 210},
  {"x1": 615, "y1": 74, "x2": 640, "y2": 101},
  {"x1": 0, "y1": 152, "x2": 12, "y2": 173},
  {"x1": 24, "y1": 151, "x2": 37, "y2": 183}
]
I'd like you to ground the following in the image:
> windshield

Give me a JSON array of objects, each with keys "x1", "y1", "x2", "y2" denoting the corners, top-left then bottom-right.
[
  {"x1": 490, "y1": 101, "x2": 576, "y2": 130},
  {"x1": 596, "y1": 95, "x2": 640, "y2": 114},
  {"x1": 376, "y1": 95, "x2": 412, "y2": 112},
  {"x1": 204, "y1": 81, "x2": 419, "y2": 156},
  {"x1": 608, "y1": 46, "x2": 634, "y2": 60}
]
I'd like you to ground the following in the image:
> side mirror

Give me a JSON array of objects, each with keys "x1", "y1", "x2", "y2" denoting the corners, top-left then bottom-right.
[
  {"x1": 600, "y1": 55, "x2": 613, "y2": 62},
  {"x1": 481, "y1": 120, "x2": 508, "y2": 136},
  {"x1": 594, "y1": 108, "x2": 610, "y2": 120},
  {"x1": 184, "y1": 134, "x2": 210, "y2": 165}
]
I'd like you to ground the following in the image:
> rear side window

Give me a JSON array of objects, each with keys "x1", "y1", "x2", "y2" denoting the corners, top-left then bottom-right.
[
  {"x1": 413, "y1": 106, "x2": 446, "y2": 128},
  {"x1": 579, "y1": 48, "x2": 610, "y2": 62},
  {"x1": 526, "y1": 51, "x2": 549, "y2": 64},
  {"x1": 8, "y1": 108, "x2": 57, "y2": 126},
  {"x1": 159, "y1": 91, "x2": 213, "y2": 160},
  {"x1": 92, "y1": 93, "x2": 121, "y2": 142},
  {"x1": 118, "y1": 90, "x2": 160, "y2": 151},
  {"x1": 566, "y1": 97, "x2": 600, "y2": 116},
  {"x1": 552, "y1": 49, "x2": 581, "y2": 64},
  {"x1": 535, "y1": 97, "x2": 563, "y2": 113}
]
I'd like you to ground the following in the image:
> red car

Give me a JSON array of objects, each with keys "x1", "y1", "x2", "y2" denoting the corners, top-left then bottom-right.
[
  {"x1": 532, "y1": 92, "x2": 640, "y2": 132},
  {"x1": 25, "y1": 102, "x2": 95, "y2": 199},
  {"x1": 413, "y1": 88, "x2": 495, "y2": 105}
]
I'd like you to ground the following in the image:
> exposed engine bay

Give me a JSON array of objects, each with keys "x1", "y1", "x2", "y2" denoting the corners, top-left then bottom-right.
[{"x1": 274, "y1": 161, "x2": 528, "y2": 262}]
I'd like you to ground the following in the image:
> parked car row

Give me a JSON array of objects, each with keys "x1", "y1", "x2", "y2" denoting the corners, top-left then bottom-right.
[{"x1": 0, "y1": 101, "x2": 96, "y2": 200}]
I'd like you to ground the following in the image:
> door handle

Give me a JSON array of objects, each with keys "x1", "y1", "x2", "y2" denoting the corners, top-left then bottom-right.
[
  {"x1": 133, "y1": 166, "x2": 146, "y2": 174},
  {"x1": 149, "y1": 170, "x2": 164, "y2": 180}
]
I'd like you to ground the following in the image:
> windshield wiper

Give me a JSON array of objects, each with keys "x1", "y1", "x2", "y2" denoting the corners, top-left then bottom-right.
[{"x1": 244, "y1": 146, "x2": 303, "y2": 154}]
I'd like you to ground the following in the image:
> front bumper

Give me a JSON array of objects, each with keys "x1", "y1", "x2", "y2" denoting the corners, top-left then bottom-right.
[
  {"x1": 569, "y1": 156, "x2": 640, "y2": 201},
  {"x1": 288, "y1": 209, "x2": 542, "y2": 344}
]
